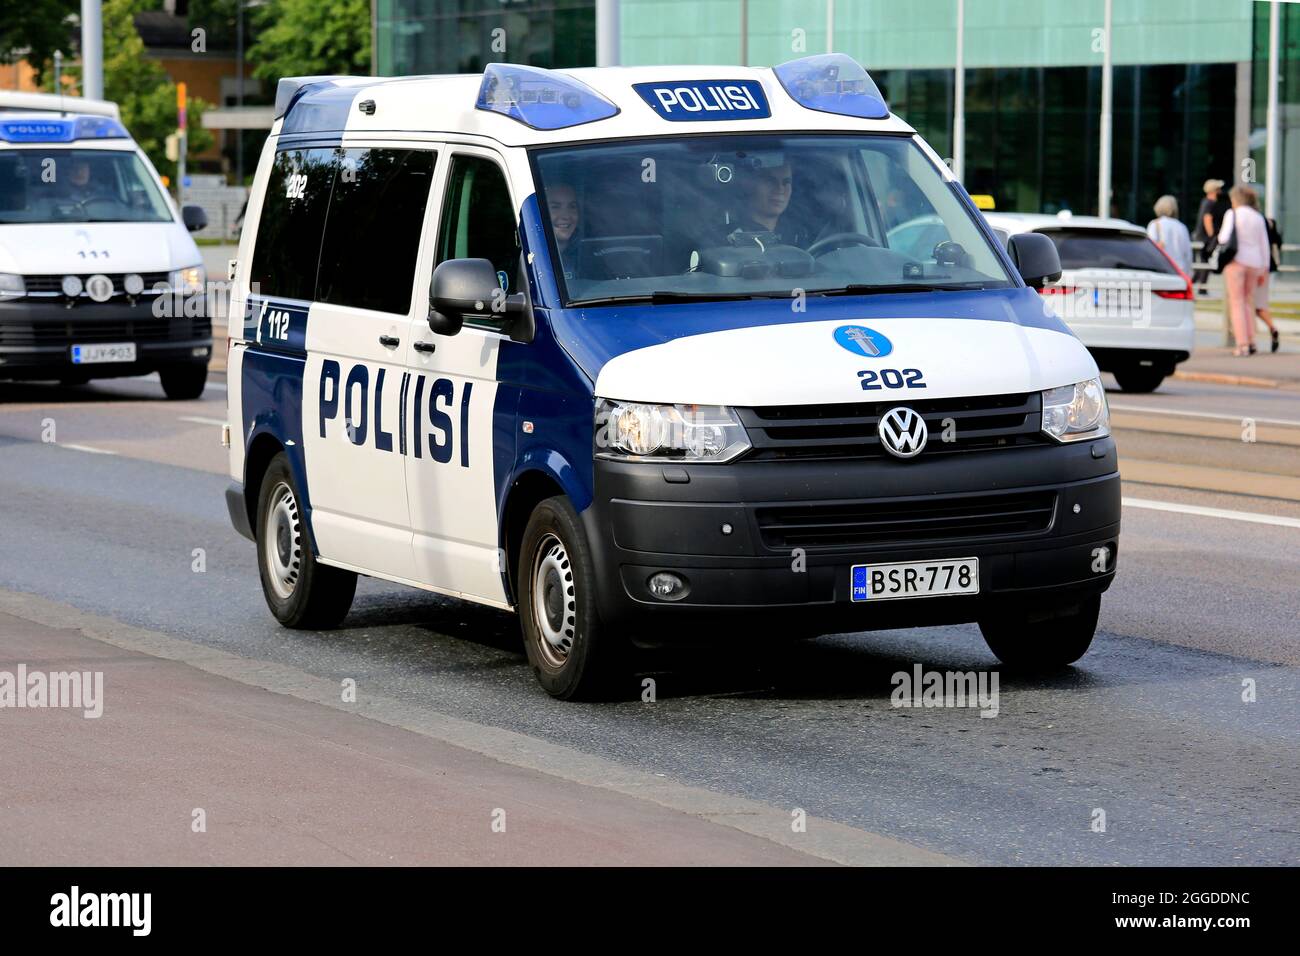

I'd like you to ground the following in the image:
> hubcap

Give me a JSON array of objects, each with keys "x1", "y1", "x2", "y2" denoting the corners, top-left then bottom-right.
[
  {"x1": 531, "y1": 533, "x2": 576, "y2": 666},
  {"x1": 264, "y1": 481, "x2": 302, "y2": 600}
]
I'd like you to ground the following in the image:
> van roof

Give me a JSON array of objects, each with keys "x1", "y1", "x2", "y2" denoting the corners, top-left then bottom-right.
[
  {"x1": 0, "y1": 91, "x2": 121, "y2": 120},
  {"x1": 272, "y1": 57, "x2": 917, "y2": 147}
]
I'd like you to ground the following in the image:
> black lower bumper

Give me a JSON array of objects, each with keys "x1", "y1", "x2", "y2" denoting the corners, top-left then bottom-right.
[
  {"x1": 1089, "y1": 347, "x2": 1190, "y2": 375},
  {"x1": 582, "y1": 438, "x2": 1121, "y2": 641},
  {"x1": 0, "y1": 298, "x2": 211, "y2": 380}
]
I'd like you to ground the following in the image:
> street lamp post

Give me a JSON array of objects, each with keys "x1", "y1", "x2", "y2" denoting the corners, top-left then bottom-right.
[
  {"x1": 80, "y1": 0, "x2": 103, "y2": 100},
  {"x1": 953, "y1": 0, "x2": 965, "y2": 183},
  {"x1": 1265, "y1": 0, "x2": 1280, "y2": 220},
  {"x1": 1098, "y1": 0, "x2": 1113, "y2": 218}
]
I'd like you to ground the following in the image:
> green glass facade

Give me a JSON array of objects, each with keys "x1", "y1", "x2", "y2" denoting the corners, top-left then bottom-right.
[{"x1": 375, "y1": 0, "x2": 1299, "y2": 246}]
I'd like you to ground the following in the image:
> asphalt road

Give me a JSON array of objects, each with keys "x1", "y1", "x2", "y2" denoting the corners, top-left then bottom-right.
[{"x1": 0, "y1": 372, "x2": 1297, "y2": 865}]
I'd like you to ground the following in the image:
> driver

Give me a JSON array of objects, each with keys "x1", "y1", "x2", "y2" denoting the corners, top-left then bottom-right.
[
  {"x1": 59, "y1": 157, "x2": 110, "y2": 205},
  {"x1": 726, "y1": 159, "x2": 800, "y2": 246}
]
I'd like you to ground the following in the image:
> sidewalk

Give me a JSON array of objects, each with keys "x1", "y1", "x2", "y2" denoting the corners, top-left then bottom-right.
[
  {"x1": 0, "y1": 610, "x2": 826, "y2": 866},
  {"x1": 1182, "y1": 301, "x2": 1300, "y2": 389}
]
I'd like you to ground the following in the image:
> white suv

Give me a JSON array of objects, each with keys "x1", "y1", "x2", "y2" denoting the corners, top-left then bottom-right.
[{"x1": 985, "y1": 212, "x2": 1195, "y2": 393}]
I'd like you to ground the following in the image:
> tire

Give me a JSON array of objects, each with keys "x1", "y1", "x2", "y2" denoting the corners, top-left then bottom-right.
[
  {"x1": 160, "y1": 362, "x2": 208, "y2": 400},
  {"x1": 978, "y1": 594, "x2": 1101, "y2": 670},
  {"x1": 255, "y1": 452, "x2": 357, "y2": 629},
  {"x1": 1113, "y1": 366, "x2": 1165, "y2": 393},
  {"x1": 517, "y1": 496, "x2": 629, "y2": 700}
]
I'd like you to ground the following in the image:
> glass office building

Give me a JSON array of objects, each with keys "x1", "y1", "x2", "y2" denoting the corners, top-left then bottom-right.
[{"x1": 375, "y1": 0, "x2": 1299, "y2": 241}]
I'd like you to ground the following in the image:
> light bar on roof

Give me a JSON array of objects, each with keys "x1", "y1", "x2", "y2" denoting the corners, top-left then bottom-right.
[
  {"x1": 476, "y1": 63, "x2": 619, "y2": 130},
  {"x1": 773, "y1": 54, "x2": 889, "y2": 120},
  {"x1": 0, "y1": 116, "x2": 129, "y2": 143}
]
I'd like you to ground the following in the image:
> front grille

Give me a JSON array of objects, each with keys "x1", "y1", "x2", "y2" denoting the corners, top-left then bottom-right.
[
  {"x1": 0, "y1": 316, "x2": 210, "y2": 348},
  {"x1": 22, "y1": 272, "x2": 171, "y2": 296},
  {"x1": 755, "y1": 490, "x2": 1058, "y2": 551},
  {"x1": 738, "y1": 392, "x2": 1045, "y2": 461}
]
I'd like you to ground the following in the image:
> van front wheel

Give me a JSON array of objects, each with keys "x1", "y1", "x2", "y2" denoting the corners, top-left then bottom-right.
[
  {"x1": 518, "y1": 497, "x2": 627, "y2": 700},
  {"x1": 978, "y1": 594, "x2": 1100, "y2": 670},
  {"x1": 255, "y1": 452, "x2": 357, "y2": 629}
]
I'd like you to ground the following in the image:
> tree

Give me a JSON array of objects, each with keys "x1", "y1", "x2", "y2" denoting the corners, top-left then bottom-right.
[
  {"x1": 98, "y1": 0, "x2": 214, "y2": 186},
  {"x1": 0, "y1": 0, "x2": 78, "y2": 85},
  {"x1": 248, "y1": 0, "x2": 370, "y2": 84}
]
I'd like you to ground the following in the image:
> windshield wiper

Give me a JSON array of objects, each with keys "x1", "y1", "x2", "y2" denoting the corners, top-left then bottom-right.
[
  {"x1": 569, "y1": 290, "x2": 777, "y2": 307},
  {"x1": 812, "y1": 281, "x2": 989, "y2": 297}
]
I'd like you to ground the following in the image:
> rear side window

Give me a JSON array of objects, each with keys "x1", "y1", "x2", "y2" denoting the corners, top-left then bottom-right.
[
  {"x1": 1039, "y1": 229, "x2": 1176, "y2": 274},
  {"x1": 437, "y1": 155, "x2": 520, "y2": 328},
  {"x1": 316, "y1": 148, "x2": 436, "y2": 314},
  {"x1": 249, "y1": 147, "x2": 336, "y2": 300}
]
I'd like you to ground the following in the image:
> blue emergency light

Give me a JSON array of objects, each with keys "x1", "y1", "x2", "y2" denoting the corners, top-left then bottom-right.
[
  {"x1": 773, "y1": 54, "x2": 889, "y2": 120},
  {"x1": 476, "y1": 64, "x2": 619, "y2": 130},
  {"x1": 0, "y1": 116, "x2": 129, "y2": 143}
]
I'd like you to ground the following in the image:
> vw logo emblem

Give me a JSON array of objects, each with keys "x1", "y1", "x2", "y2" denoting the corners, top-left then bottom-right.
[
  {"x1": 85, "y1": 274, "x2": 114, "y2": 303},
  {"x1": 878, "y1": 406, "x2": 928, "y2": 459}
]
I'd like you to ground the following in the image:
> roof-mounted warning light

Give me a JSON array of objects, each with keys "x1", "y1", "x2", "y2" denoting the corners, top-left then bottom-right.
[
  {"x1": 476, "y1": 63, "x2": 619, "y2": 130},
  {"x1": 773, "y1": 53, "x2": 889, "y2": 120},
  {"x1": 0, "y1": 115, "x2": 129, "y2": 143}
]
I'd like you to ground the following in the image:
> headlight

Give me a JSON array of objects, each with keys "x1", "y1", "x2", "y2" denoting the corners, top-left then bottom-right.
[
  {"x1": 1041, "y1": 377, "x2": 1109, "y2": 442},
  {"x1": 596, "y1": 400, "x2": 751, "y2": 463},
  {"x1": 170, "y1": 265, "x2": 205, "y2": 295},
  {"x1": 0, "y1": 273, "x2": 26, "y2": 300}
]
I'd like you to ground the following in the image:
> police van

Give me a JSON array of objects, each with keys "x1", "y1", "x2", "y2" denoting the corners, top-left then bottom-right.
[
  {"x1": 0, "y1": 91, "x2": 212, "y2": 398},
  {"x1": 225, "y1": 56, "x2": 1119, "y2": 699}
]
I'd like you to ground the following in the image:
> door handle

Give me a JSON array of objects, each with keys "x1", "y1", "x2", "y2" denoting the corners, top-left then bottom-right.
[
  {"x1": 413, "y1": 341, "x2": 436, "y2": 354},
  {"x1": 378, "y1": 335, "x2": 400, "y2": 348}
]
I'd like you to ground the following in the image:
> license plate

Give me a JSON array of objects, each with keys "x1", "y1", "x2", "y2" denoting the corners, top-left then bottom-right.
[
  {"x1": 850, "y1": 558, "x2": 979, "y2": 602},
  {"x1": 71, "y1": 342, "x2": 136, "y2": 364}
]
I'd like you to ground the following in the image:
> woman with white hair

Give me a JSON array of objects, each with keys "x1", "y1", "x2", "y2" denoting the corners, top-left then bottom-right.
[
  {"x1": 1147, "y1": 194, "x2": 1192, "y2": 276},
  {"x1": 1218, "y1": 185, "x2": 1271, "y2": 356}
]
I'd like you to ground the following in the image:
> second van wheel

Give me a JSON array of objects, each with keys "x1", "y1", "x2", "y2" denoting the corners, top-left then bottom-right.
[
  {"x1": 978, "y1": 594, "x2": 1101, "y2": 670},
  {"x1": 517, "y1": 496, "x2": 628, "y2": 700}
]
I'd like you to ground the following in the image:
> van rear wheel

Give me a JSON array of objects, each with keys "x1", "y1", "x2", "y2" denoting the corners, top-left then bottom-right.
[
  {"x1": 1113, "y1": 366, "x2": 1165, "y2": 393},
  {"x1": 518, "y1": 496, "x2": 628, "y2": 700},
  {"x1": 978, "y1": 594, "x2": 1100, "y2": 670},
  {"x1": 255, "y1": 452, "x2": 356, "y2": 629},
  {"x1": 160, "y1": 362, "x2": 208, "y2": 400}
]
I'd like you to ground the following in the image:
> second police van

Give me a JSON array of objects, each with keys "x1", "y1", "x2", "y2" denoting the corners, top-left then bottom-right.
[{"x1": 226, "y1": 56, "x2": 1120, "y2": 699}]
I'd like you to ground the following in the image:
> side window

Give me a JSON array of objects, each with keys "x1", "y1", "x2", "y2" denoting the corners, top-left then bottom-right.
[
  {"x1": 249, "y1": 147, "x2": 336, "y2": 301},
  {"x1": 316, "y1": 148, "x2": 436, "y2": 315},
  {"x1": 437, "y1": 154, "x2": 520, "y2": 328}
]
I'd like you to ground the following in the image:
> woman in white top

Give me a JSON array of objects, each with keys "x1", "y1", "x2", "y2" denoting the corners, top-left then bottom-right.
[
  {"x1": 1146, "y1": 194, "x2": 1192, "y2": 277},
  {"x1": 1218, "y1": 185, "x2": 1271, "y2": 356}
]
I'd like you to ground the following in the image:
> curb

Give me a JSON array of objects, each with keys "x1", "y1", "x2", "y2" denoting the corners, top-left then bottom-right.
[{"x1": 1173, "y1": 370, "x2": 1284, "y2": 389}]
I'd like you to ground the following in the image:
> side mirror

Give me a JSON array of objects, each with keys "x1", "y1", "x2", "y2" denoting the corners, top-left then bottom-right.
[
  {"x1": 181, "y1": 204, "x2": 208, "y2": 233},
  {"x1": 1007, "y1": 232, "x2": 1062, "y2": 289},
  {"x1": 428, "y1": 258, "x2": 527, "y2": 337}
]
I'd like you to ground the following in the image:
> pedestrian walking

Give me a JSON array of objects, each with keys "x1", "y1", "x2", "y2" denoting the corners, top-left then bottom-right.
[
  {"x1": 1255, "y1": 214, "x2": 1283, "y2": 352},
  {"x1": 1147, "y1": 194, "x2": 1192, "y2": 277},
  {"x1": 1192, "y1": 178, "x2": 1228, "y2": 294},
  {"x1": 1217, "y1": 185, "x2": 1271, "y2": 357}
]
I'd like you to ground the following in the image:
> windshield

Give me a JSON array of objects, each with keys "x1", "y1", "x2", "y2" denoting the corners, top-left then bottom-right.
[
  {"x1": 0, "y1": 149, "x2": 172, "y2": 224},
  {"x1": 531, "y1": 133, "x2": 1012, "y2": 306},
  {"x1": 1038, "y1": 228, "x2": 1177, "y2": 274}
]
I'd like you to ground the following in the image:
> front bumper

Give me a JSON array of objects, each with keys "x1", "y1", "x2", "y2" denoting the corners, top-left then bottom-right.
[
  {"x1": 0, "y1": 297, "x2": 211, "y2": 379},
  {"x1": 582, "y1": 438, "x2": 1121, "y2": 640}
]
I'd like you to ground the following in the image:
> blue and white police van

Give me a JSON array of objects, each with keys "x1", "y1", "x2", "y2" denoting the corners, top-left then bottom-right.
[
  {"x1": 0, "y1": 92, "x2": 212, "y2": 398},
  {"x1": 225, "y1": 56, "x2": 1119, "y2": 699}
]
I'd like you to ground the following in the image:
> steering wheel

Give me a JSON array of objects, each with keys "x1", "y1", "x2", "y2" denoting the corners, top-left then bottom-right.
[
  {"x1": 807, "y1": 232, "x2": 881, "y2": 257},
  {"x1": 70, "y1": 196, "x2": 119, "y2": 219}
]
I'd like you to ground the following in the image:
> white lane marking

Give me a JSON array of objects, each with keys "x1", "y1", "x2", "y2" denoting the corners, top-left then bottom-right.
[
  {"x1": 61, "y1": 443, "x2": 116, "y2": 456},
  {"x1": 1123, "y1": 497, "x2": 1300, "y2": 529},
  {"x1": 1110, "y1": 403, "x2": 1300, "y2": 428},
  {"x1": 178, "y1": 416, "x2": 226, "y2": 426}
]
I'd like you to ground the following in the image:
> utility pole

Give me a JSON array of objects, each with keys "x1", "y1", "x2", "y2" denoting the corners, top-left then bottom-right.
[
  {"x1": 1265, "y1": 0, "x2": 1280, "y2": 219},
  {"x1": 826, "y1": 0, "x2": 835, "y2": 53},
  {"x1": 1098, "y1": 0, "x2": 1113, "y2": 218},
  {"x1": 53, "y1": 51, "x2": 63, "y2": 95},
  {"x1": 236, "y1": 1, "x2": 245, "y2": 186},
  {"x1": 80, "y1": 0, "x2": 103, "y2": 99},
  {"x1": 953, "y1": 0, "x2": 965, "y2": 182},
  {"x1": 739, "y1": 0, "x2": 748, "y2": 66},
  {"x1": 596, "y1": 0, "x2": 620, "y2": 67}
]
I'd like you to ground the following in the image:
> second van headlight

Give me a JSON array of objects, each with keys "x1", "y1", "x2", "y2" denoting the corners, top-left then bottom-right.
[
  {"x1": 596, "y1": 400, "x2": 751, "y2": 463},
  {"x1": 170, "y1": 265, "x2": 205, "y2": 295},
  {"x1": 1041, "y1": 377, "x2": 1109, "y2": 442}
]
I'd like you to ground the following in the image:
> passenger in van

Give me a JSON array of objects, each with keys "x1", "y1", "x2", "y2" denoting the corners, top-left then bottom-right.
[{"x1": 546, "y1": 182, "x2": 581, "y2": 277}]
